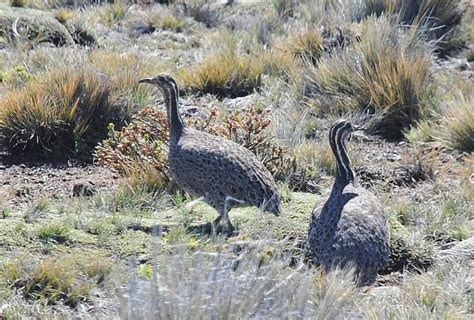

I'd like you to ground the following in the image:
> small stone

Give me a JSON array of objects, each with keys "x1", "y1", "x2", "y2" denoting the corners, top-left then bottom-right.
[
  {"x1": 137, "y1": 254, "x2": 149, "y2": 264},
  {"x1": 72, "y1": 183, "x2": 96, "y2": 197}
]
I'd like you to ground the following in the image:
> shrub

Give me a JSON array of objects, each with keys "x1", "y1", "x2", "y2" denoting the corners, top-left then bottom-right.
[
  {"x1": 95, "y1": 107, "x2": 171, "y2": 187},
  {"x1": 0, "y1": 69, "x2": 134, "y2": 157},
  {"x1": 95, "y1": 104, "x2": 287, "y2": 191},
  {"x1": 305, "y1": 16, "x2": 431, "y2": 139}
]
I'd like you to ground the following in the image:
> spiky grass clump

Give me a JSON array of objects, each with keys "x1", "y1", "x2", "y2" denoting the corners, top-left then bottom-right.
[
  {"x1": 305, "y1": 16, "x2": 431, "y2": 139},
  {"x1": 396, "y1": 0, "x2": 464, "y2": 38},
  {"x1": 100, "y1": 3, "x2": 128, "y2": 27},
  {"x1": 180, "y1": 50, "x2": 266, "y2": 98},
  {"x1": 438, "y1": 93, "x2": 474, "y2": 152},
  {"x1": 0, "y1": 69, "x2": 134, "y2": 157},
  {"x1": 146, "y1": 7, "x2": 189, "y2": 33},
  {"x1": 115, "y1": 243, "x2": 357, "y2": 318},
  {"x1": 0, "y1": 255, "x2": 113, "y2": 307},
  {"x1": 286, "y1": 28, "x2": 324, "y2": 64}
]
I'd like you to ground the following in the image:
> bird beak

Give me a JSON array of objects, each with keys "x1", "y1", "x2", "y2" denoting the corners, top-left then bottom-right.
[
  {"x1": 138, "y1": 77, "x2": 154, "y2": 84},
  {"x1": 351, "y1": 125, "x2": 369, "y2": 139}
]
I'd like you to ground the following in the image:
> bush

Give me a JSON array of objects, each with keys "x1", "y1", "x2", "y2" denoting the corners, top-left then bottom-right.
[
  {"x1": 95, "y1": 104, "x2": 287, "y2": 191},
  {"x1": 0, "y1": 69, "x2": 135, "y2": 157},
  {"x1": 305, "y1": 16, "x2": 431, "y2": 139}
]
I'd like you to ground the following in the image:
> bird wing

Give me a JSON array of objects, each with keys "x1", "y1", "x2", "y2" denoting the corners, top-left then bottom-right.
[{"x1": 171, "y1": 130, "x2": 279, "y2": 210}]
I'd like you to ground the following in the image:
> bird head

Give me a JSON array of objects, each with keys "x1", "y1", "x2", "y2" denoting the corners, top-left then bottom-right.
[
  {"x1": 331, "y1": 119, "x2": 367, "y2": 141},
  {"x1": 138, "y1": 73, "x2": 178, "y2": 95}
]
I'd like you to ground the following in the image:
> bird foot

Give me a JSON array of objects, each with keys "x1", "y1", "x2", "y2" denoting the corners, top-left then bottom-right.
[{"x1": 211, "y1": 223, "x2": 238, "y2": 238}]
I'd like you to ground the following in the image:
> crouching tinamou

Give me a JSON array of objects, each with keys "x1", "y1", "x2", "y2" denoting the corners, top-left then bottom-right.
[
  {"x1": 139, "y1": 74, "x2": 281, "y2": 236},
  {"x1": 308, "y1": 119, "x2": 390, "y2": 286}
]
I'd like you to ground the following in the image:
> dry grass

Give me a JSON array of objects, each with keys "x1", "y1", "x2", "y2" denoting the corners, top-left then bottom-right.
[
  {"x1": 115, "y1": 243, "x2": 358, "y2": 319},
  {"x1": 0, "y1": 68, "x2": 134, "y2": 157},
  {"x1": 438, "y1": 91, "x2": 474, "y2": 152},
  {"x1": 0, "y1": 254, "x2": 113, "y2": 307},
  {"x1": 285, "y1": 28, "x2": 324, "y2": 65},
  {"x1": 145, "y1": 6, "x2": 189, "y2": 33},
  {"x1": 99, "y1": 3, "x2": 128, "y2": 28},
  {"x1": 305, "y1": 16, "x2": 431, "y2": 139},
  {"x1": 180, "y1": 49, "x2": 266, "y2": 98}
]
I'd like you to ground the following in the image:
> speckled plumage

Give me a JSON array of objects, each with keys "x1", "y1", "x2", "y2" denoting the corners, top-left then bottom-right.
[
  {"x1": 139, "y1": 74, "x2": 281, "y2": 233},
  {"x1": 308, "y1": 120, "x2": 390, "y2": 286}
]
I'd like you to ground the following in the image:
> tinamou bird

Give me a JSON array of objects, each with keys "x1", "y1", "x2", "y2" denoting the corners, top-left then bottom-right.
[
  {"x1": 139, "y1": 74, "x2": 281, "y2": 235},
  {"x1": 308, "y1": 119, "x2": 390, "y2": 286}
]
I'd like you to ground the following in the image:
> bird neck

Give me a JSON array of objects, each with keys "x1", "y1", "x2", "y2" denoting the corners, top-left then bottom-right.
[
  {"x1": 163, "y1": 85, "x2": 184, "y2": 143},
  {"x1": 330, "y1": 132, "x2": 356, "y2": 188}
]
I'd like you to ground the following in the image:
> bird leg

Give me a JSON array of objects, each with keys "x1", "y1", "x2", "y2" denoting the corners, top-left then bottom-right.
[{"x1": 221, "y1": 196, "x2": 246, "y2": 236}]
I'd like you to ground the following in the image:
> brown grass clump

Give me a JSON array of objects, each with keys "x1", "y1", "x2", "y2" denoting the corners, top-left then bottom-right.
[
  {"x1": 95, "y1": 104, "x2": 287, "y2": 191},
  {"x1": 438, "y1": 93, "x2": 474, "y2": 152},
  {"x1": 286, "y1": 28, "x2": 324, "y2": 65},
  {"x1": 0, "y1": 69, "x2": 135, "y2": 157},
  {"x1": 305, "y1": 16, "x2": 431, "y2": 139},
  {"x1": 180, "y1": 48, "x2": 266, "y2": 98},
  {"x1": 396, "y1": 0, "x2": 464, "y2": 37},
  {"x1": 99, "y1": 3, "x2": 127, "y2": 27},
  {"x1": 180, "y1": 44, "x2": 295, "y2": 99}
]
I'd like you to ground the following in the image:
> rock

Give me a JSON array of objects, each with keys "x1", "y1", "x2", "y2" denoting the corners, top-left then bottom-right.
[
  {"x1": 0, "y1": 5, "x2": 74, "y2": 47},
  {"x1": 72, "y1": 182, "x2": 96, "y2": 197},
  {"x1": 63, "y1": 20, "x2": 96, "y2": 46}
]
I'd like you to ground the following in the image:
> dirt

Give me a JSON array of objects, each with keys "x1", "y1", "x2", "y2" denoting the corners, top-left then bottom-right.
[{"x1": 0, "y1": 153, "x2": 119, "y2": 208}]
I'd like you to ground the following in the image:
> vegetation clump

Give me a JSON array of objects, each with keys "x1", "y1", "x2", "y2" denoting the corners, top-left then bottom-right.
[
  {"x1": 0, "y1": 69, "x2": 139, "y2": 158},
  {"x1": 305, "y1": 16, "x2": 431, "y2": 139},
  {"x1": 0, "y1": 255, "x2": 113, "y2": 307}
]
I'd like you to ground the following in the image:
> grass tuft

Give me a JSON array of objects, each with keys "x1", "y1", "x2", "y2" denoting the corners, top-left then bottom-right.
[
  {"x1": 438, "y1": 92, "x2": 474, "y2": 152},
  {"x1": 38, "y1": 222, "x2": 72, "y2": 245},
  {"x1": 0, "y1": 68, "x2": 137, "y2": 157},
  {"x1": 286, "y1": 28, "x2": 324, "y2": 65},
  {"x1": 0, "y1": 255, "x2": 113, "y2": 307},
  {"x1": 180, "y1": 52, "x2": 265, "y2": 98},
  {"x1": 305, "y1": 16, "x2": 431, "y2": 139}
]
